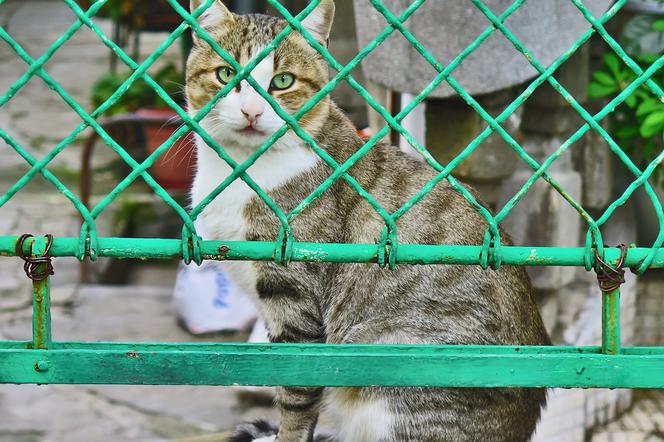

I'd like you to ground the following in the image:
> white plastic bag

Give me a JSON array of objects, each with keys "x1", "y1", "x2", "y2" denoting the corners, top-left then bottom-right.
[
  {"x1": 173, "y1": 261, "x2": 258, "y2": 335},
  {"x1": 248, "y1": 317, "x2": 269, "y2": 342}
]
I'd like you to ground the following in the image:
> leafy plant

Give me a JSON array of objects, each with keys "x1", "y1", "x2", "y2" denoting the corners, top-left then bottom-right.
[
  {"x1": 77, "y1": 0, "x2": 190, "y2": 29},
  {"x1": 103, "y1": 0, "x2": 141, "y2": 21},
  {"x1": 77, "y1": 0, "x2": 143, "y2": 25},
  {"x1": 588, "y1": 15, "x2": 664, "y2": 186},
  {"x1": 91, "y1": 63, "x2": 185, "y2": 116}
]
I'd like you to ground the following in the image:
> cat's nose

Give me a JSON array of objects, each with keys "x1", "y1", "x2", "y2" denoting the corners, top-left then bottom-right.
[{"x1": 241, "y1": 107, "x2": 264, "y2": 124}]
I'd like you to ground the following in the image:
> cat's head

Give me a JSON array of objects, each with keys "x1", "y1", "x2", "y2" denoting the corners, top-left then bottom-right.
[{"x1": 186, "y1": 0, "x2": 335, "y2": 150}]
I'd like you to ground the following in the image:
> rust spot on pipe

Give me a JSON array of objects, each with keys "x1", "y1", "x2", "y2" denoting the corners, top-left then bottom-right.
[
  {"x1": 33, "y1": 278, "x2": 50, "y2": 349},
  {"x1": 218, "y1": 246, "x2": 231, "y2": 255},
  {"x1": 126, "y1": 351, "x2": 140, "y2": 358}
]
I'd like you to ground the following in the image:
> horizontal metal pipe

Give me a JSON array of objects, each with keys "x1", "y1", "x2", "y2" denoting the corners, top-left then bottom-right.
[
  {"x1": 0, "y1": 236, "x2": 660, "y2": 268},
  {"x1": 2, "y1": 342, "x2": 664, "y2": 388}
]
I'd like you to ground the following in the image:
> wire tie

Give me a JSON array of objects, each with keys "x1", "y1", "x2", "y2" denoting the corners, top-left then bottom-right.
[
  {"x1": 594, "y1": 244, "x2": 627, "y2": 293},
  {"x1": 15, "y1": 234, "x2": 55, "y2": 282}
]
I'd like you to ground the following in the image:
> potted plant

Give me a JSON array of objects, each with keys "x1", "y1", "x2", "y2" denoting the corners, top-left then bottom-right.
[
  {"x1": 90, "y1": 63, "x2": 196, "y2": 191},
  {"x1": 78, "y1": 0, "x2": 190, "y2": 32}
]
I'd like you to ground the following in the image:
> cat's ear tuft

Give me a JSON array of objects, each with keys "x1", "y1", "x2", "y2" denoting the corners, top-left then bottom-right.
[
  {"x1": 301, "y1": 0, "x2": 335, "y2": 47},
  {"x1": 190, "y1": 0, "x2": 234, "y2": 42}
]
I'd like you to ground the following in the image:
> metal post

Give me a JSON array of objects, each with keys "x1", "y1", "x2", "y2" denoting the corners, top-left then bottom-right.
[
  {"x1": 601, "y1": 287, "x2": 620, "y2": 355},
  {"x1": 15, "y1": 235, "x2": 54, "y2": 350},
  {"x1": 30, "y1": 238, "x2": 52, "y2": 350},
  {"x1": 596, "y1": 245, "x2": 627, "y2": 356}
]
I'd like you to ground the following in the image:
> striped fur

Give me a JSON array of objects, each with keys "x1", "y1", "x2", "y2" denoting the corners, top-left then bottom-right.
[{"x1": 187, "y1": 1, "x2": 550, "y2": 441}]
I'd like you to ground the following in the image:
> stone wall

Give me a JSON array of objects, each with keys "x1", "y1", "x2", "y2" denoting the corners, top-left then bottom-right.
[
  {"x1": 635, "y1": 270, "x2": 664, "y2": 346},
  {"x1": 353, "y1": 0, "x2": 612, "y2": 98}
]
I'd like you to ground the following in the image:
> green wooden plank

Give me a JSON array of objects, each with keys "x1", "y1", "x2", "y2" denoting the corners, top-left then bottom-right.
[{"x1": 2, "y1": 343, "x2": 664, "y2": 388}]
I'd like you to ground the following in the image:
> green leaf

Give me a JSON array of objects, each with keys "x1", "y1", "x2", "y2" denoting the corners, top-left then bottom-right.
[
  {"x1": 640, "y1": 111, "x2": 664, "y2": 138},
  {"x1": 643, "y1": 139, "x2": 655, "y2": 159},
  {"x1": 615, "y1": 125, "x2": 640, "y2": 140},
  {"x1": 588, "y1": 82, "x2": 618, "y2": 98},
  {"x1": 653, "y1": 20, "x2": 664, "y2": 32},
  {"x1": 638, "y1": 54, "x2": 660, "y2": 64},
  {"x1": 637, "y1": 99, "x2": 663, "y2": 117},
  {"x1": 603, "y1": 53, "x2": 622, "y2": 78},
  {"x1": 634, "y1": 89, "x2": 651, "y2": 100},
  {"x1": 626, "y1": 94, "x2": 638, "y2": 108},
  {"x1": 592, "y1": 71, "x2": 616, "y2": 86}
]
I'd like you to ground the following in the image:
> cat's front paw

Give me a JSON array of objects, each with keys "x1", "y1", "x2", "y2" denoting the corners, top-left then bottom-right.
[{"x1": 229, "y1": 420, "x2": 278, "y2": 442}]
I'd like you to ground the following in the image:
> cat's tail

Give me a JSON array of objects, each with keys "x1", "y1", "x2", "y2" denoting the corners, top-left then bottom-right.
[{"x1": 229, "y1": 420, "x2": 336, "y2": 442}]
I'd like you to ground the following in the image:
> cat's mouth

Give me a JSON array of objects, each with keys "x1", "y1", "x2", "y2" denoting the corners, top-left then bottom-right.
[{"x1": 237, "y1": 125, "x2": 265, "y2": 136}]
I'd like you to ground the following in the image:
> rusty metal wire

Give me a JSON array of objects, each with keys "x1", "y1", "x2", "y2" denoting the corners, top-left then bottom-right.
[
  {"x1": 595, "y1": 244, "x2": 628, "y2": 293},
  {"x1": 15, "y1": 234, "x2": 55, "y2": 282}
]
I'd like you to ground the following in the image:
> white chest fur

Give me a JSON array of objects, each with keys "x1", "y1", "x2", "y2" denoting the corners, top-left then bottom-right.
[{"x1": 190, "y1": 135, "x2": 318, "y2": 298}]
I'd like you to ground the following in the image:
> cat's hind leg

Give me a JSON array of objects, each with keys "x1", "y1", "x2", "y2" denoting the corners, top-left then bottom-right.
[
  {"x1": 236, "y1": 278, "x2": 327, "y2": 441},
  {"x1": 229, "y1": 420, "x2": 279, "y2": 442},
  {"x1": 324, "y1": 388, "x2": 395, "y2": 442},
  {"x1": 229, "y1": 419, "x2": 336, "y2": 442}
]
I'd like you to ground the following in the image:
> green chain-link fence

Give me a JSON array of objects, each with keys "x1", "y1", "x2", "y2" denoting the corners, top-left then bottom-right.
[{"x1": 0, "y1": 0, "x2": 663, "y2": 388}]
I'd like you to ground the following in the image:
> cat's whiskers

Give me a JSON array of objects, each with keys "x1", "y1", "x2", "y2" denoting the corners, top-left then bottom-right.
[
  {"x1": 174, "y1": 135, "x2": 197, "y2": 169},
  {"x1": 163, "y1": 113, "x2": 183, "y2": 128},
  {"x1": 205, "y1": 119, "x2": 231, "y2": 139},
  {"x1": 185, "y1": 141, "x2": 197, "y2": 178},
  {"x1": 159, "y1": 121, "x2": 185, "y2": 155},
  {"x1": 161, "y1": 124, "x2": 215, "y2": 173}
]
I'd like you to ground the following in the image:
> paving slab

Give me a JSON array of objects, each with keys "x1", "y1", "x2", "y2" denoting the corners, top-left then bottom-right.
[{"x1": 591, "y1": 391, "x2": 664, "y2": 442}]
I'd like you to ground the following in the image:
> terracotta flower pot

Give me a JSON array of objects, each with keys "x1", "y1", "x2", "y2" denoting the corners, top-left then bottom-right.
[{"x1": 136, "y1": 108, "x2": 196, "y2": 191}]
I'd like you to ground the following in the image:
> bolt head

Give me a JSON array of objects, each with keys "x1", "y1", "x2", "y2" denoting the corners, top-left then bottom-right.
[{"x1": 35, "y1": 360, "x2": 49, "y2": 372}]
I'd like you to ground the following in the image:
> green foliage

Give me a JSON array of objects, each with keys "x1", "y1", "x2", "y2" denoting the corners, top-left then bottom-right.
[
  {"x1": 589, "y1": 15, "x2": 664, "y2": 186},
  {"x1": 90, "y1": 63, "x2": 184, "y2": 116},
  {"x1": 103, "y1": 0, "x2": 141, "y2": 21},
  {"x1": 77, "y1": 0, "x2": 143, "y2": 25}
]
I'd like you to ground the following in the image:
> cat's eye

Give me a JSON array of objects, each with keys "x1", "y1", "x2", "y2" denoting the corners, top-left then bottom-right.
[
  {"x1": 270, "y1": 73, "x2": 295, "y2": 91},
  {"x1": 216, "y1": 66, "x2": 236, "y2": 85}
]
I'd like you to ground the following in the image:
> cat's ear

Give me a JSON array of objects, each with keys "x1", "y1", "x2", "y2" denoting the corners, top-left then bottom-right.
[
  {"x1": 190, "y1": 0, "x2": 234, "y2": 42},
  {"x1": 301, "y1": 0, "x2": 335, "y2": 47}
]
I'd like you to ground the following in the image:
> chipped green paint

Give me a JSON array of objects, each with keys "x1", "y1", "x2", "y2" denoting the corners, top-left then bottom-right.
[
  {"x1": 0, "y1": 0, "x2": 662, "y2": 387},
  {"x1": 2, "y1": 342, "x2": 664, "y2": 388},
  {"x1": 602, "y1": 288, "x2": 621, "y2": 355},
  {"x1": 3, "y1": 236, "x2": 664, "y2": 267},
  {"x1": 31, "y1": 276, "x2": 51, "y2": 350},
  {"x1": 18, "y1": 236, "x2": 52, "y2": 350}
]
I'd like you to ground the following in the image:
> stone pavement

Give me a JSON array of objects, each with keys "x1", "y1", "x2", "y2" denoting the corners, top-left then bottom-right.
[{"x1": 590, "y1": 391, "x2": 664, "y2": 442}]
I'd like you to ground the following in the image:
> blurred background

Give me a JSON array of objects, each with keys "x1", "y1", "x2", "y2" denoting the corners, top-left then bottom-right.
[{"x1": 0, "y1": 0, "x2": 663, "y2": 441}]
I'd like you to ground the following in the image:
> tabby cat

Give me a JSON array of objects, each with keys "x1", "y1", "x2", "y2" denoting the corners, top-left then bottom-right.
[{"x1": 186, "y1": 1, "x2": 550, "y2": 441}]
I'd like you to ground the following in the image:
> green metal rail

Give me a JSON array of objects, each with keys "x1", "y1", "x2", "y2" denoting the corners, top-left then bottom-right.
[{"x1": 0, "y1": 0, "x2": 663, "y2": 388}]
